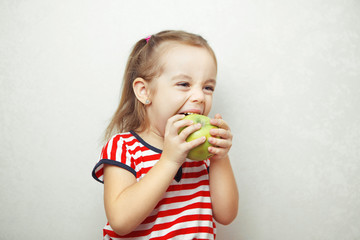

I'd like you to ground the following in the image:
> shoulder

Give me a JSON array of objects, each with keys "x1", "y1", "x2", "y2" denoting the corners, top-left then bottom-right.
[
  {"x1": 101, "y1": 132, "x2": 136, "y2": 155},
  {"x1": 106, "y1": 132, "x2": 135, "y2": 145},
  {"x1": 93, "y1": 132, "x2": 138, "y2": 183}
]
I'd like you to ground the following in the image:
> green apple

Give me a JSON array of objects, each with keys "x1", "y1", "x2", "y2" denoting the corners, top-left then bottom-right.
[{"x1": 179, "y1": 114, "x2": 218, "y2": 161}]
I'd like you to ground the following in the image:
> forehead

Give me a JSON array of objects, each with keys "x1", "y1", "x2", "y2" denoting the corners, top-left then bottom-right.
[{"x1": 156, "y1": 42, "x2": 217, "y2": 77}]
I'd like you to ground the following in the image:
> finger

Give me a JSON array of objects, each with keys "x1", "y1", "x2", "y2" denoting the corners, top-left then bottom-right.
[
  {"x1": 185, "y1": 135, "x2": 206, "y2": 150},
  {"x1": 209, "y1": 128, "x2": 232, "y2": 139},
  {"x1": 174, "y1": 118, "x2": 194, "y2": 130},
  {"x1": 210, "y1": 117, "x2": 229, "y2": 130},
  {"x1": 167, "y1": 114, "x2": 186, "y2": 124},
  {"x1": 208, "y1": 145, "x2": 227, "y2": 155},
  {"x1": 166, "y1": 115, "x2": 187, "y2": 134},
  {"x1": 208, "y1": 137, "x2": 232, "y2": 148},
  {"x1": 214, "y1": 113, "x2": 222, "y2": 119},
  {"x1": 178, "y1": 123, "x2": 202, "y2": 140}
]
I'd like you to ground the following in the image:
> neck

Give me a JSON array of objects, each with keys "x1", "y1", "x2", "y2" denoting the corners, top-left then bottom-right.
[{"x1": 135, "y1": 127, "x2": 164, "y2": 150}]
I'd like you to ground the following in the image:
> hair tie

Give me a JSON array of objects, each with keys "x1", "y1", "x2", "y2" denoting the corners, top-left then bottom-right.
[{"x1": 145, "y1": 35, "x2": 152, "y2": 43}]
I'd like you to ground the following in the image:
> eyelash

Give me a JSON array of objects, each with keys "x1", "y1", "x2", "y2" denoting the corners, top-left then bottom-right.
[
  {"x1": 177, "y1": 82, "x2": 190, "y2": 87},
  {"x1": 176, "y1": 82, "x2": 215, "y2": 92},
  {"x1": 205, "y1": 86, "x2": 215, "y2": 92}
]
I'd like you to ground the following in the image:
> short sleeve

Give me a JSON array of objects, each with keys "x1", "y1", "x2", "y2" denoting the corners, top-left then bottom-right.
[
  {"x1": 204, "y1": 159, "x2": 210, "y2": 168},
  {"x1": 92, "y1": 134, "x2": 136, "y2": 183},
  {"x1": 204, "y1": 159, "x2": 210, "y2": 173}
]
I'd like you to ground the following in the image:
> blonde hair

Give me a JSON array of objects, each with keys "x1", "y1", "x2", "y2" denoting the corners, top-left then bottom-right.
[{"x1": 104, "y1": 30, "x2": 217, "y2": 141}]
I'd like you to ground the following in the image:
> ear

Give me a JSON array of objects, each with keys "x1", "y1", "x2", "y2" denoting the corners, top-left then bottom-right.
[{"x1": 133, "y1": 77, "x2": 150, "y2": 105}]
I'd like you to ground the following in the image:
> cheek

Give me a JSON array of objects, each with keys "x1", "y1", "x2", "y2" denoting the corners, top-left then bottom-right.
[
  {"x1": 159, "y1": 89, "x2": 187, "y2": 106},
  {"x1": 204, "y1": 97, "x2": 213, "y2": 115}
]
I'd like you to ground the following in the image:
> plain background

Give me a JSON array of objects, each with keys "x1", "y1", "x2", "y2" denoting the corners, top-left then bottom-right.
[{"x1": 1, "y1": 0, "x2": 359, "y2": 239}]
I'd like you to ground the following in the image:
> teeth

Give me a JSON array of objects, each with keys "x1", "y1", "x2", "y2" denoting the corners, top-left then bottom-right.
[{"x1": 184, "y1": 112, "x2": 194, "y2": 116}]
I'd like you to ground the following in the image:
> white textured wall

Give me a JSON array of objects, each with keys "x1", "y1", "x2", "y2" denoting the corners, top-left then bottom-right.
[{"x1": 1, "y1": 0, "x2": 359, "y2": 239}]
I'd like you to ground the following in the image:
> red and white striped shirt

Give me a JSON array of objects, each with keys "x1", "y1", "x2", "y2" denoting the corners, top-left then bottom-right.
[{"x1": 92, "y1": 131, "x2": 216, "y2": 239}]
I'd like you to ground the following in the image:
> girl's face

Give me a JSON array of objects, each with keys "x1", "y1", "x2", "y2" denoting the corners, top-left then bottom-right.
[{"x1": 146, "y1": 43, "x2": 217, "y2": 136}]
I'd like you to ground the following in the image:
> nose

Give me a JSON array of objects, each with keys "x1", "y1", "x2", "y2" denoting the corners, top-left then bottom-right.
[{"x1": 189, "y1": 86, "x2": 205, "y2": 103}]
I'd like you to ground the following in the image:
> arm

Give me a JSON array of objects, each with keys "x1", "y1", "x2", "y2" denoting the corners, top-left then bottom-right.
[
  {"x1": 103, "y1": 115, "x2": 205, "y2": 236},
  {"x1": 103, "y1": 157, "x2": 181, "y2": 235},
  {"x1": 208, "y1": 155, "x2": 238, "y2": 225},
  {"x1": 208, "y1": 114, "x2": 239, "y2": 225}
]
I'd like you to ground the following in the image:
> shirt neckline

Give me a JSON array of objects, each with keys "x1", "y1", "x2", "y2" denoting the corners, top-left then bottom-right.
[{"x1": 130, "y1": 130, "x2": 163, "y2": 154}]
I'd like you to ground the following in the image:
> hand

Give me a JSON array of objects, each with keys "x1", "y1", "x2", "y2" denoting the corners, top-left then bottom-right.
[
  {"x1": 208, "y1": 114, "x2": 233, "y2": 161},
  {"x1": 161, "y1": 114, "x2": 207, "y2": 165}
]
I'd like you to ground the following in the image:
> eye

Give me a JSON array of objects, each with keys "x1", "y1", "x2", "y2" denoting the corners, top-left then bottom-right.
[
  {"x1": 177, "y1": 82, "x2": 190, "y2": 88},
  {"x1": 204, "y1": 85, "x2": 215, "y2": 92}
]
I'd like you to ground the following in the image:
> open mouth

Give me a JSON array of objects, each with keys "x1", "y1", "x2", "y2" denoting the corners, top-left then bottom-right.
[{"x1": 182, "y1": 112, "x2": 201, "y2": 116}]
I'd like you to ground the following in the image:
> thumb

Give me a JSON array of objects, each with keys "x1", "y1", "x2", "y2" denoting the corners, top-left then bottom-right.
[{"x1": 214, "y1": 113, "x2": 222, "y2": 119}]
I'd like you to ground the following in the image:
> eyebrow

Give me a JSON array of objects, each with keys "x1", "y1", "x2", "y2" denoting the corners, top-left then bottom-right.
[
  {"x1": 171, "y1": 74, "x2": 192, "y2": 81},
  {"x1": 171, "y1": 74, "x2": 217, "y2": 85}
]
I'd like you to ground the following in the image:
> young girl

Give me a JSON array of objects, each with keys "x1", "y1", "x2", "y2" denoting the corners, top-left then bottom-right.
[{"x1": 92, "y1": 30, "x2": 238, "y2": 239}]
